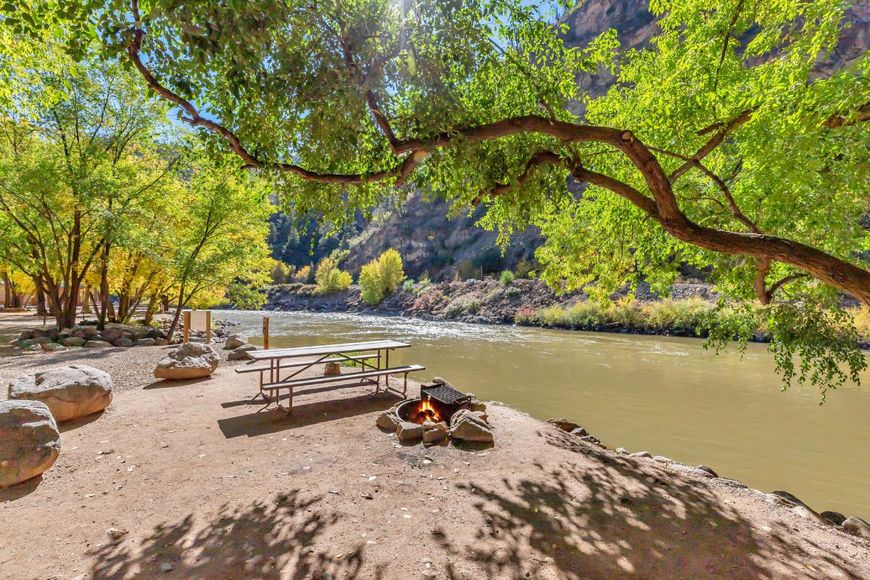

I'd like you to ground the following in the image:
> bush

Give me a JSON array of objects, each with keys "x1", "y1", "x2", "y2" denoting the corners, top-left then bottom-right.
[
  {"x1": 515, "y1": 258, "x2": 537, "y2": 279},
  {"x1": 402, "y1": 279, "x2": 416, "y2": 293},
  {"x1": 314, "y1": 257, "x2": 352, "y2": 295},
  {"x1": 225, "y1": 283, "x2": 266, "y2": 310},
  {"x1": 499, "y1": 270, "x2": 515, "y2": 285},
  {"x1": 358, "y1": 249, "x2": 406, "y2": 305},
  {"x1": 270, "y1": 260, "x2": 293, "y2": 285},
  {"x1": 359, "y1": 262, "x2": 384, "y2": 305},
  {"x1": 293, "y1": 264, "x2": 312, "y2": 283},
  {"x1": 378, "y1": 249, "x2": 405, "y2": 293}
]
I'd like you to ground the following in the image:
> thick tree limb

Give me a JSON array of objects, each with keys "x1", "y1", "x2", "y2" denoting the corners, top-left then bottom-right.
[{"x1": 124, "y1": 5, "x2": 870, "y2": 305}]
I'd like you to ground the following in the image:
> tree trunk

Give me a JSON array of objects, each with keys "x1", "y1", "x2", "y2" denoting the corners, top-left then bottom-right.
[
  {"x1": 33, "y1": 276, "x2": 48, "y2": 316},
  {"x1": 97, "y1": 242, "x2": 110, "y2": 329},
  {"x1": 143, "y1": 293, "x2": 158, "y2": 326}
]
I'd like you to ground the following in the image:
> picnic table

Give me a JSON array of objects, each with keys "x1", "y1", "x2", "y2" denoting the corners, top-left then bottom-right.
[{"x1": 235, "y1": 339, "x2": 424, "y2": 414}]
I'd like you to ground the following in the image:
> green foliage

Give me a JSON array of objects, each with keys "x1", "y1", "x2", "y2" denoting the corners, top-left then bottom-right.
[
  {"x1": 499, "y1": 270, "x2": 515, "y2": 285},
  {"x1": 358, "y1": 248, "x2": 406, "y2": 305},
  {"x1": 12, "y1": 0, "x2": 870, "y2": 393},
  {"x1": 705, "y1": 302, "x2": 868, "y2": 401},
  {"x1": 313, "y1": 257, "x2": 352, "y2": 295},
  {"x1": 270, "y1": 261, "x2": 294, "y2": 285},
  {"x1": 225, "y1": 283, "x2": 266, "y2": 310},
  {"x1": 359, "y1": 262, "x2": 384, "y2": 306}
]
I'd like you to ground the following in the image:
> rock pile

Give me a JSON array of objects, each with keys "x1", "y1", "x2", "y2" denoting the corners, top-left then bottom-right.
[
  {"x1": 14, "y1": 324, "x2": 169, "y2": 352},
  {"x1": 8, "y1": 365, "x2": 113, "y2": 422}
]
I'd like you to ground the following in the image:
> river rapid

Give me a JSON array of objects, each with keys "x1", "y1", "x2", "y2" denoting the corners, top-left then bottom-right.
[{"x1": 218, "y1": 309, "x2": 870, "y2": 517}]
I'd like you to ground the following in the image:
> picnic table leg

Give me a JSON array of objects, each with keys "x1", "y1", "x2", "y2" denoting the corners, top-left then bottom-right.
[{"x1": 384, "y1": 349, "x2": 390, "y2": 390}]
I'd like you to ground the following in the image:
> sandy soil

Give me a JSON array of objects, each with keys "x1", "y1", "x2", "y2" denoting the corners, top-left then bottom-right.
[{"x1": 1, "y1": 312, "x2": 869, "y2": 579}]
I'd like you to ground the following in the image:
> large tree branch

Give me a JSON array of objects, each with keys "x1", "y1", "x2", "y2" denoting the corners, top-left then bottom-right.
[{"x1": 124, "y1": 5, "x2": 870, "y2": 304}]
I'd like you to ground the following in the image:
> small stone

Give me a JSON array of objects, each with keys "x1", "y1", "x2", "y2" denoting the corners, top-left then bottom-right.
[
  {"x1": 547, "y1": 418, "x2": 580, "y2": 432},
  {"x1": 694, "y1": 465, "x2": 718, "y2": 478},
  {"x1": 790, "y1": 505, "x2": 824, "y2": 522},
  {"x1": 843, "y1": 516, "x2": 870, "y2": 539},
  {"x1": 135, "y1": 338, "x2": 156, "y2": 347},
  {"x1": 160, "y1": 562, "x2": 174, "y2": 573},
  {"x1": 323, "y1": 362, "x2": 342, "y2": 376},
  {"x1": 376, "y1": 409, "x2": 401, "y2": 431},
  {"x1": 615, "y1": 447, "x2": 628, "y2": 454},
  {"x1": 770, "y1": 491, "x2": 812, "y2": 510},
  {"x1": 630, "y1": 451, "x2": 652, "y2": 459},
  {"x1": 422, "y1": 421, "x2": 449, "y2": 445},
  {"x1": 820, "y1": 511, "x2": 847, "y2": 526},
  {"x1": 227, "y1": 344, "x2": 258, "y2": 361},
  {"x1": 224, "y1": 334, "x2": 248, "y2": 350},
  {"x1": 449, "y1": 409, "x2": 493, "y2": 443},
  {"x1": 652, "y1": 455, "x2": 670, "y2": 463},
  {"x1": 106, "y1": 527, "x2": 127, "y2": 540},
  {"x1": 396, "y1": 421, "x2": 423, "y2": 444},
  {"x1": 569, "y1": 427, "x2": 589, "y2": 437}
]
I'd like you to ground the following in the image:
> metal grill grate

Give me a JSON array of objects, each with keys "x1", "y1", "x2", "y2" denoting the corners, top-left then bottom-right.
[{"x1": 421, "y1": 383, "x2": 470, "y2": 406}]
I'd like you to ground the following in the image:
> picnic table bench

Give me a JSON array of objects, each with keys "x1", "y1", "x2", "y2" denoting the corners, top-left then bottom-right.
[{"x1": 234, "y1": 340, "x2": 424, "y2": 414}]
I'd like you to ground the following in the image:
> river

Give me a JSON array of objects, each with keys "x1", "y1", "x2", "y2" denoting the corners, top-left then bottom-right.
[{"x1": 218, "y1": 309, "x2": 870, "y2": 517}]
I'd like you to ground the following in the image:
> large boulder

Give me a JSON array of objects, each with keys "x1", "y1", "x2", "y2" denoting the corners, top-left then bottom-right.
[
  {"x1": 227, "y1": 344, "x2": 258, "y2": 361},
  {"x1": 224, "y1": 334, "x2": 248, "y2": 350},
  {"x1": 0, "y1": 400, "x2": 61, "y2": 488},
  {"x1": 154, "y1": 342, "x2": 220, "y2": 380},
  {"x1": 8, "y1": 365, "x2": 113, "y2": 423},
  {"x1": 449, "y1": 409, "x2": 494, "y2": 443},
  {"x1": 61, "y1": 336, "x2": 86, "y2": 347}
]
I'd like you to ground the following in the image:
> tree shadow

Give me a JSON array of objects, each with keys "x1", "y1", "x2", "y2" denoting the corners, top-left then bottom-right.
[
  {"x1": 86, "y1": 489, "x2": 365, "y2": 579},
  {"x1": 0, "y1": 475, "x2": 43, "y2": 502},
  {"x1": 432, "y1": 429, "x2": 865, "y2": 579},
  {"x1": 217, "y1": 392, "x2": 400, "y2": 439}
]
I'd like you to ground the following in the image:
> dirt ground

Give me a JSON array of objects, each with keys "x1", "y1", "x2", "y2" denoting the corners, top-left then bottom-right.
[{"x1": 1, "y1": 312, "x2": 869, "y2": 579}]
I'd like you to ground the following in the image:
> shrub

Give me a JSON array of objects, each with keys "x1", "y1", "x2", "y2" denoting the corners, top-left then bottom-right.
[
  {"x1": 314, "y1": 257, "x2": 352, "y2": 295},
  {"x1": 292, "y1": 264, "x2": 313, "y2": 283},
  {"x1": 499, "y1": 270, "x2": 515, "y2": 285},
  {"x1": 359, "y1": 262, "x2": 384, "y2": 305},
  {"x1": 270, "y1": 260, "x2": 293, "y2": 285},
  {"x1": 378, "y1": 249, "x2": 405, "y2": 293},
  {"x1": 515, "y1": 258, "x2": 537, "y2": 279},
  {"x1": 358, "y1": 249, "x2": 406, "y2": 305},
  {"x1": 456, "y1": 260, "x2": 478, "y2": 280},
  {"x1": 402, "y1": 279, "x2": 416, "y2": 293},
  {"x1": 225, "y1": 283, "x2": 266, "y2": 310}
]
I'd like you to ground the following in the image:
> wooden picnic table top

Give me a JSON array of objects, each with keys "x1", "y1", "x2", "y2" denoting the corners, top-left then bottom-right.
[{"x1": 247, "y1": 340, "x2": 411, "y2": 361}]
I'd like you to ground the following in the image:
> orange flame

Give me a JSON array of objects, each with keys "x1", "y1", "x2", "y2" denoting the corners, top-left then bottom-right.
[{"x1": 414, "y1": 398, "x2": 441, "y2": 423}]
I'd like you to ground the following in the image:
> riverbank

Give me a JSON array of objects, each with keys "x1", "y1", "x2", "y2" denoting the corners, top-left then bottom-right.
[
  {"x1": 266, "y1": 278, "x2": 722, "y2": 336},
  {"x1": 1, "y1": 318, "x2": 868, "y2": 577}
]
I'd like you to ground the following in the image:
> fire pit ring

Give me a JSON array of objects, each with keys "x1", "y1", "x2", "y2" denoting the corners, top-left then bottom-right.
[{"x1": 397, "y1": 383, "x2": 472, "y2": 425}]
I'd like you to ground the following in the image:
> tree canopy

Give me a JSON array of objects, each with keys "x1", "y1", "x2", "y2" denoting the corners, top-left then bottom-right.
[{"x1": 2, "y1": 0, "x2": 869, "y2": 394}]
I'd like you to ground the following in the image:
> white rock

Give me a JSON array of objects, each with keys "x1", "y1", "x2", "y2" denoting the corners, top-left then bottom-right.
[
  {"x1": 227, "y1": 344, "x2": 258, "y2": 361},
  {"x1": 8, "y1": 365, "x2": 113, "y2": 422},
  {"x1": 0, "y1": 400, "x2": 60, "y2": 488},
  {"x1": 154, "y1": 342, "x2": 220, "y2": 380}
]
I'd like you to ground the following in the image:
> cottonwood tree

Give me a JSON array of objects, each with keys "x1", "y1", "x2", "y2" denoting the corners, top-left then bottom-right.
[{"x1": 8, "y1": 0, "x2": 869, "y2": 393}]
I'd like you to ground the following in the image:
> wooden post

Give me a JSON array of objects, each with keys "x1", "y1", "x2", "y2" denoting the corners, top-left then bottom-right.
[
  {"x1": 205, "y1": 311, "x2": 212, "y2": 343},
  {"x1": 263, "y1": 316, "x2": 270, "y2": 350},
  {"x1": 183, "y1": 310, "x2": 191, "y2": 343}
]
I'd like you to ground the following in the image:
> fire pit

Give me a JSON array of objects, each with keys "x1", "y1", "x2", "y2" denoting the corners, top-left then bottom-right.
[
  {"x1": 397, "y1": 382, "x2": 472, "y2": 425},
  {"x1": 376, "y1": 377, "x2": 494, "y2": 446}
]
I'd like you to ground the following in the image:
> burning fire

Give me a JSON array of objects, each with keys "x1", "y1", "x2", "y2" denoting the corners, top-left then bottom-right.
[{"x1": 413, "y1": 398, "x2": 441, "y2": 423}]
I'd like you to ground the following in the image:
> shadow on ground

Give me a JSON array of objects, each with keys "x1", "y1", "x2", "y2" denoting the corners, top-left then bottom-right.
[
  {"x1": 430, "y1": 428, "x2": 863, "y2": 579},
  {"x1": 217, "y1": 391, "x2": 400, "y2": 438},
  {"x1": 0, "y1": 476, "x2": 43, "y2": 502},
  {"x1": 86, "y1": 489, "x2": 365, "y2": 579}
]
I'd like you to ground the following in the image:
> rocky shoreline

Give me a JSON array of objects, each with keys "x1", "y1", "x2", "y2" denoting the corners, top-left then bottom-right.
[{"x1": 265, "y1": 278, "x2": 720, "y2": 337}]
